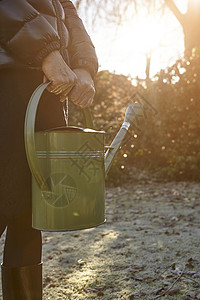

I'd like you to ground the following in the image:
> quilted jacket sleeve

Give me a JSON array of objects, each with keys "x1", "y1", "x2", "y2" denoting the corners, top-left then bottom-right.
[
  {"x1": 0, "y1": 0, "x2": 60, "y2": 66},
  {"x1": 60, "y1": 0, "x2": 98, "y2": 78}
]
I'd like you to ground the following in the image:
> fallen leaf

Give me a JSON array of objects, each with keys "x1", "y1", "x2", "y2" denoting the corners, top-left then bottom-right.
[
  {"x1": 47, "y1": 255, "x2": 53, "y2": 260},
  {"x1": 186, "y1": 262, "x2": 194, "y2": 269},
  {"x1": 77, "y1": 259, "x2": 86, "y2": 266},
  {"x1": 49, "y1": 283, "x2": 56, "y2": 288},
  {"x1": 186, "y1": 291, "x2": 196, "y2": 299},
  {"x1": 153, "y1": 287, "x2": 165, "y2": 295},
  {"x1": 44, "y1": 276, "x2": 53, "y2": 283},
  {"x1": 167, "y1": 287, "x2": 180, "y2": 295},
  {"x1": 171, "y1": 262, "x2": 176, "y2": 270},
  {"x1": 97, "y1": 291, "x2": 104, "y2": 296}
]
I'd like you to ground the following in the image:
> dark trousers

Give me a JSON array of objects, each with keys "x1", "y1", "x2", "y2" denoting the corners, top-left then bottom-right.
[
  {"x1": 0, "y1": 68, "x2": 65, "y2": 267},
  {"x1": 0, "y1": 211, "x2": 42, "y2": 267}
]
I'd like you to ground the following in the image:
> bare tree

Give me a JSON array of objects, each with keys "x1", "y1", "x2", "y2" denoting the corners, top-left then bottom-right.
[{"x1": 165, "y1": 0, "x2": 200, "y2": 57}]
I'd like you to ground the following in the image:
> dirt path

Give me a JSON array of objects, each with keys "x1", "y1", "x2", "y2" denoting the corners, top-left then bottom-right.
[{"x1": 0, "y1": 179, "x2": 200, "y2": 299}]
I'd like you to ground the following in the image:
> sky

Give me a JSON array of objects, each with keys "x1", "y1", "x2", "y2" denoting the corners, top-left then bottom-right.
[{"x1": 78, "y1": 0, "x2": 188, "y2": 79}]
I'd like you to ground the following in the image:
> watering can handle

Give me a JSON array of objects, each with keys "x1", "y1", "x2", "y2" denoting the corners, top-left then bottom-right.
[{"x1": 24, "y1": 82, "x2": 93, "y2": 190}]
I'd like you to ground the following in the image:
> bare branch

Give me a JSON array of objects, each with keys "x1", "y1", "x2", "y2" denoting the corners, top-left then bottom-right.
[{"x1": 164, "y1": 0, "x2": 185, "y2": 26}]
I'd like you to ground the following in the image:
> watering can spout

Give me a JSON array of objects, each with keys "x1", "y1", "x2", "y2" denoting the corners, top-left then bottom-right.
[{"x1": 105, "y1": 102, "x2": 144, "y2": 175}]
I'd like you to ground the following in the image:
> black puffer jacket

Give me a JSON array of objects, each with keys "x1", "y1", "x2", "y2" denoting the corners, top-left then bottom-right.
[{"x1": 0, "y1": 0, "x2": 98, "y2": 77}]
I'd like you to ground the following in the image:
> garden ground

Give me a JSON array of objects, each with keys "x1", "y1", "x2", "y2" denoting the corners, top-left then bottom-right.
[{"x1": 0, "y1": 171, "x2": 200, "y2": 299}]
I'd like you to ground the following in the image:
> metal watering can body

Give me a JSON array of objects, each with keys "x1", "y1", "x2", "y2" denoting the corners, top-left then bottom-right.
[
  {"x1": 24, "y1": 83, "x2": 143, "y2": 231},
  {"x1": 32, "y1": 129, "x2": 105, "y2": 231}
]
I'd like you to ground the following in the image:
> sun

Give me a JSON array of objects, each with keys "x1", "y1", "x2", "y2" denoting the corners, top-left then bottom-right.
[
  {"x1": 90, "y1": 1, "x2": 187, "y2": 78},
  {"x1": 103, "y1": 11, "x2": 175, "y2": 77},
  {"x1": 132, "y1": 14, "x2": 164, "y2": 56}
]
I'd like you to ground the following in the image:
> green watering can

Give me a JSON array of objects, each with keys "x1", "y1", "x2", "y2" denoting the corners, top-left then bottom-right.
[{"x1": 24, "y1": 82, "x2": 143, "y2": 231}]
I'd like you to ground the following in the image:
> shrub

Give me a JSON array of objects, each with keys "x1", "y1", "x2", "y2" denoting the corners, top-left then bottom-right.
[{"x1": 68, "y1": 56, "x2": 200, "y2": 185}]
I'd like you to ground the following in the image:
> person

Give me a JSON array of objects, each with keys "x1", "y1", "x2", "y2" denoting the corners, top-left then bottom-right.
[{"x1": 0, "y1": 0, "x2": 98, "y2": 299}]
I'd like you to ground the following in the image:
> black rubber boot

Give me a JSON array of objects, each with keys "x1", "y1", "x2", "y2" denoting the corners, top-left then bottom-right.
[{"x1": 1, "y1": 263, "x2": 42, "y2": 300}]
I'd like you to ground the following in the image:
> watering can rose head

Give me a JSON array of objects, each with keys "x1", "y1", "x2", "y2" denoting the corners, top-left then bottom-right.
[{"x1": 124, "y1": 102, "x2": 144, "y2": 125}]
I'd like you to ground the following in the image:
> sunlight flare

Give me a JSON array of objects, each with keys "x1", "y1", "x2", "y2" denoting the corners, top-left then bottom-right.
[
  {"x1": 133, "y1": 14, "x2": 164, "y2": 55},
  {"x1": 91, "y1": 1, "x2": 187, "y2": 77}
]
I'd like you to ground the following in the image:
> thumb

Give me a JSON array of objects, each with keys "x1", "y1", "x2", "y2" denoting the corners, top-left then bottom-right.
[{"x1": 43, "y1": 75, "x2": 48, "y2": 83}]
